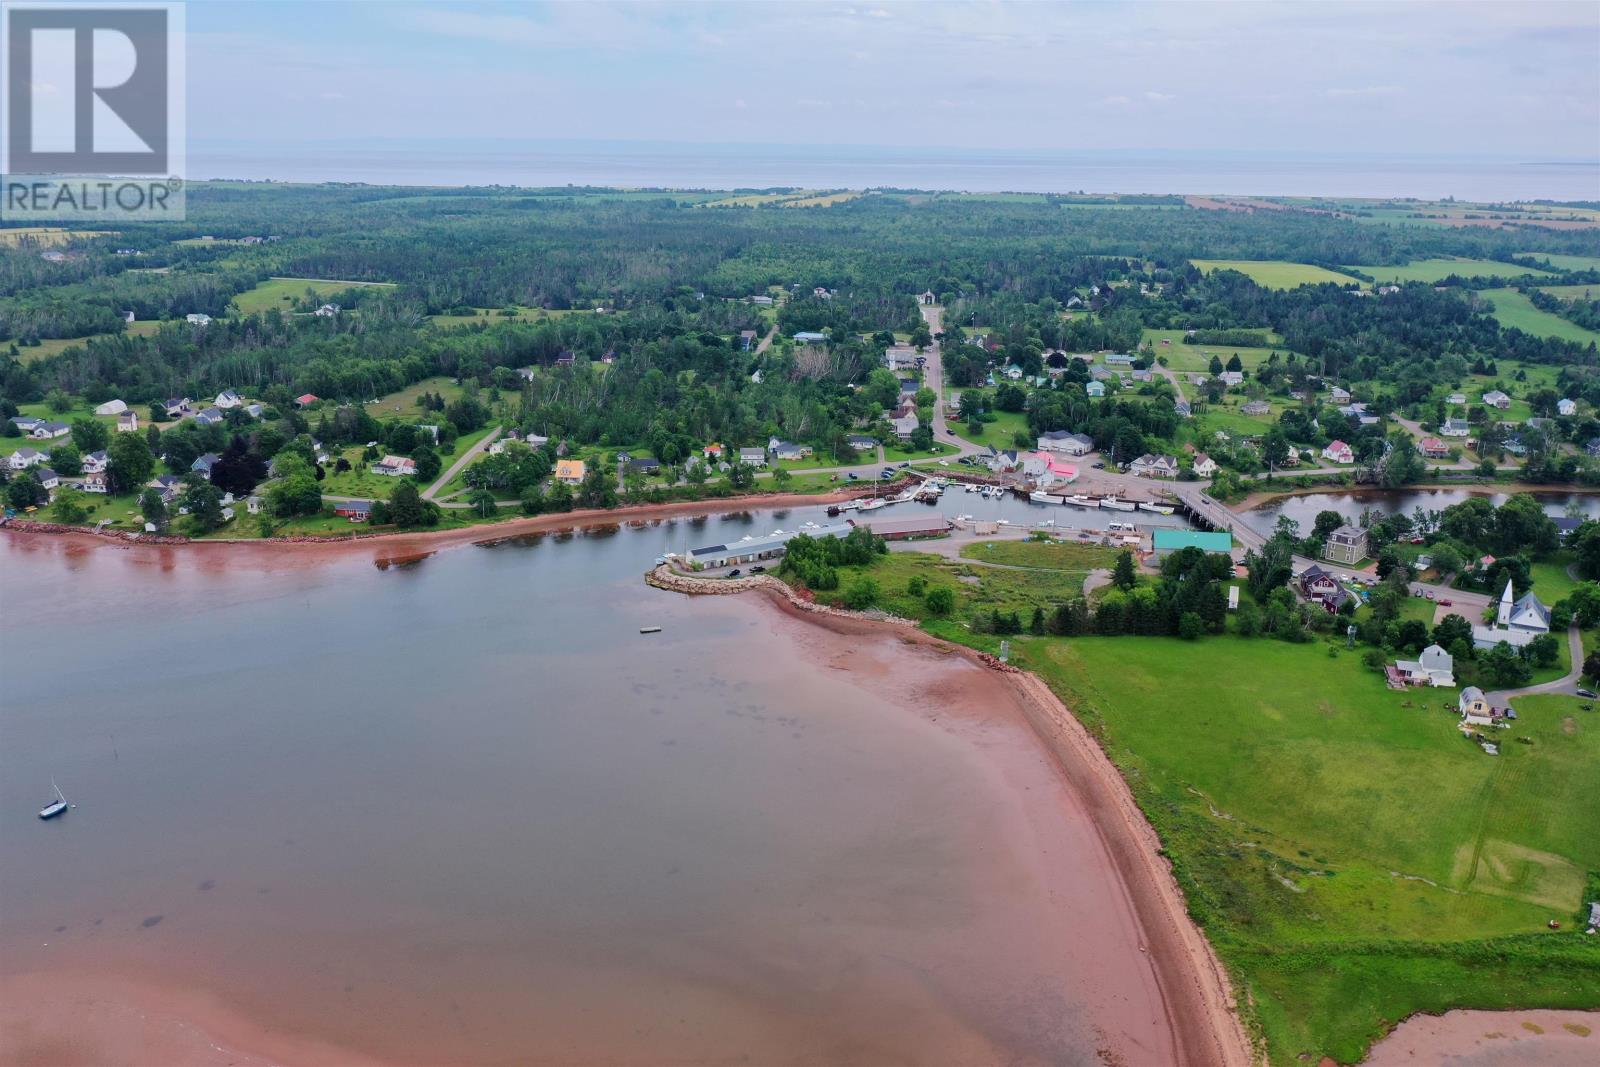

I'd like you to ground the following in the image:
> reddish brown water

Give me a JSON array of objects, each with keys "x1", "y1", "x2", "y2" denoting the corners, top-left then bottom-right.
[{"x1": 0, "y1": 513, "x2": 1176, "y2": 1065}]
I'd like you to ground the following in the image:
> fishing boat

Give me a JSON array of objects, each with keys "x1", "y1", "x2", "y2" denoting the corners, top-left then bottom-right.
[
  {"x1": 1138, "y1": 502, "x2": 1176, "y2": 516},
  {"x1": 38, "y1": 779, "x2": 68, "y2": 820},
  {"x1": 1066, "y1": 494, "x2": 1097, "y2": 508},
  {"x1": 1099, "y1": 496, "x2": 1136, "y2": 512},
  {"x1": 1029, "y1": 491, "x2": 1064, "y2": 505},
  {"x1": 639, "y1": 626, "x2": 663, "y2": 634}
]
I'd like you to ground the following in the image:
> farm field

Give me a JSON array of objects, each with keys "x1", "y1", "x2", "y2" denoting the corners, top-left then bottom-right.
[
  {"x1": 0, "y1": 227, "x2": 114, "y2": 246},
  {"x1": 369, "y1": 375, "x2": 468, "y2": 415},
  {"x1": 1347, "y1": 258, "x2": 1555, "y2": 284},
  {"x1": 1518, "y1": 252, "x2": 1600, "y2": 272},
  {"x1": 13, "y1": 320, "x2": 164, "y2": 364},
  {"x1": 231, "y1": 276, "x2": 396, "y2": 315},
  {"x1": 1477, "y1": 288, "x2": 1600, "y2": 346},
  {"x1": 429, "y1": 306, "x2": 568, "y2": 327},
  {"x1": 779, "y1": 191, "x2": 863, "y2": 208},
  {"x1": 1538, "y1": 283, "x2": 1600, "y2": 302},
  {"x1": 1189, "y1": 260, "x2": 1360, "y2": 288}
]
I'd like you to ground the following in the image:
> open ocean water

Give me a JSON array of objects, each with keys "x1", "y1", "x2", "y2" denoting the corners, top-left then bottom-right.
[{"x1": 189, "y1": 139, "x2": 1600, "y2": 201}]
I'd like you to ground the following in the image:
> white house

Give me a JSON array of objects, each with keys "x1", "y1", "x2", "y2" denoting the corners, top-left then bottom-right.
[
  {"x1": 371, "y1": 455, "x2": 418, "y2": 477},
  {"x1": 1085, "y1": 380, "x2": 1105, "y2": 398},
  {"x1": 1191, "y1": 452, "x2": 1218, "y2": 477},
  {"x1": 195, "y1": 407, "x2": 226, "y2": 426},
  {"x1": 1321, "y1": 439, "x2": 1355, "y2": 464},
  {"x1": 1447, "y1": 392, "x2": 1467, "y2": 405},
  {"x1": 889, "y1": 411, "x2": 919, "y2": 441},
  {"x1": 116, "y1": 410, "x2": 139, "y2": 433},
  {"x1": 93, "y1": 399, "x2": 127, "y2": 416},
  {"x1": 81, "y1": 450, "x2": 109, "y2": 474},
  {"x1": 35, "y1": 466, "x2": 59, "y2": 490},
  {"x1": 31, "y1": 421, "x2": 70, "y2": 440},
  {"x1": 314, "y1": 303, "x2": 340, "y2": 318},
  {"x1": 191, "y1": 452, "x2": 220, "y2": 476},
  {"x1": 1330, "y1": 385, "x2": 1351, "y2": 403},
  {"x1": 768, "y1": 437, "x2": 812, "y2": 462},
  {"x1": 884, "y1": 345, "x2": 921, "y2": 371},
  {"x1": 1218, "y1": 371, "x2": 1244, "y2": 387},
  {"x1": 1128, "y1": 453, "x2": 1179, "y2": 478},
  {"x1": 186, "y1": 313, "x2": 212, "y2": 326},
  {"x1": 215, "y1": 390, "x2": 243, "y2": 409},
  {"x1": 7, "y1": 447, "x2": 45, "y2": 470},
  {"x1": 1558, "y1": 398, "x2": 1577, "y2": 416},
  {"x1": 1037, "y1": 430, "x2": 1094, "y2": 456},
  {"x1": 737, "y1": 447, "x2": 767, "y2": 468},
  {"x1": 1483, "y1": 390, "x2": 1511, "y2": 410},
  {"x1": 1440, "y1": 417, "x2": 1470, "y2": 438},
  {"x1": 1395, "y1": 644, "x2": 1455, "y2": 687},
  {"x1": 80, "y1": 471, "x2": 108, "y2": 494}
]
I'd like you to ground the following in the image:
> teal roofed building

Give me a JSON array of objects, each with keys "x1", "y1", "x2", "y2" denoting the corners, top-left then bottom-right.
[{"x1": 1152, "y1": 529, "x2": 1233, "y2": 556}]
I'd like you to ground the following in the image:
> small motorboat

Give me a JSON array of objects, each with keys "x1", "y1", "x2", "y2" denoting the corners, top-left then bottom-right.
[
  {"x1": 38, "y1": 779, "x2": 68, "y2": 820},
  {"x1": 1138, "y1": 502, "x2": 1176, "y2": 516},
  {"x1": 639, "y1": 626, "x2": 663, "y2": 634},
  {"x1": 1100, "y1": 496, "x2": 1136, "y2": 512}
]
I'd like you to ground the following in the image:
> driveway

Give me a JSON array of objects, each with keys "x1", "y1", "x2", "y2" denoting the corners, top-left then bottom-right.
[
  {"x1": 424, "y1": 425, "x2": 501, "y2": 500},
  {"x1": 1487, "y1": 623, "x2": 1585, "y2": 704}
]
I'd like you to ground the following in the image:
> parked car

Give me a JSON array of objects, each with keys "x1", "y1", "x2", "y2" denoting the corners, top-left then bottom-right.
[
  {"x1": 1438, "y1": 599, "x2": 1452, "y2": 607},
  {"x1": 846, "y1": 472, "x2": 858, "y2": 480},
  {"x1": 1092, "y1": 462, "x2": 1105, "y2": 469},
  {"x1": 727, "y1": 569, "x2": 741, "y2": 577},
  {"x1": 1425, "y1": 590, "x2": 1435, "y2": 599},
  {"x1": 751, "y1": 565, "x2": 765, "y2": 574},
  {"x1": 1577, "y1": 688, "x2": 1597, "y2": 699}
]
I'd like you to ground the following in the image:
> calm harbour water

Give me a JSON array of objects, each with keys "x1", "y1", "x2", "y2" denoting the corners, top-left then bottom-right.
[
  {"x1": 1240, "y1": 488, "x2": 1600, "y2": 537},
  {"x1": 0, "y1": 505, "x2": 1172, "y2": 1065}
]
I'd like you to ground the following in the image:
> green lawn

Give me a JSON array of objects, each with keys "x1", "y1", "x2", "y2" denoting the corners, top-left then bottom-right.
[
  {"x1": 427, "y1": 305, "x2": 564, "y2": 328},
  {"x1": 1190, "y1": 260, "x2": 1360, "y2": 289},
  {"x1": 1477, "y1": 288, "x2": 1600, "y2": 346},
  {"x1": 957, "y1": 539, "x2": 1118, "y2": 571},
  {"x1": 1346, "y1": 258, "x2": 1555, "y2": 284},
  {"x1": 952, "y1": 407, "x2": 1031, "y2": 448},
  {"x1": 368, "y1": 375, "x2": 467, "y2": 418},
  {"x1": 231, "y1": 276, "x2": 395, "y2": 315},
  {"x1": 1530, "y1": 552, "x2": 1581, "y2": 604}
]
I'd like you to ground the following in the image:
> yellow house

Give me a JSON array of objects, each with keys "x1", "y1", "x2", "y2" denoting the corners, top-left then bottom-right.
[{"x1": 555, "y1": 459, "x2": 586, "y2": 485}]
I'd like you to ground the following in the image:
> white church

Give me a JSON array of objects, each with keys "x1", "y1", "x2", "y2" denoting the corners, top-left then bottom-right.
[{"x1": 1472, "y1": 579, "x2": 1552, "y2": 650}]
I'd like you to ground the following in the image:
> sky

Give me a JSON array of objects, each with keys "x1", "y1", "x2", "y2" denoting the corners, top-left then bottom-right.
[{"x1": 184, "y1": 0, "x2": 1599, "y2": 160}]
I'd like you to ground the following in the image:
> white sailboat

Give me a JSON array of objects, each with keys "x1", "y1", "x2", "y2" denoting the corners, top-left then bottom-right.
[{"x1": 38, "y1": 779, "x2": 68, "y2": 820}]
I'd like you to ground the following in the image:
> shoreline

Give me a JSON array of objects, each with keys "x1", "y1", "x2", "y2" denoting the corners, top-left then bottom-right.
[
  {"x1": 1362, "y1": 1007, "x2": 1598, "y2": 1066},
  {"x1": 682, "y1": 572, "x2": 1257, "y2": 1067},
  {"x1": 0, "y1": 489, "x2": 868, "y2": 569}
]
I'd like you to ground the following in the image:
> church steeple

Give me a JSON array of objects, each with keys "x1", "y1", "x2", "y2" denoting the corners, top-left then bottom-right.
[{"x1": 1498, "y1": 578, "x2": 1514, "y2": 626}]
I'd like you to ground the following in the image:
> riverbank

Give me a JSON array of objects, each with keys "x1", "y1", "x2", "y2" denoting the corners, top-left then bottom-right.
[{"x1": 656, "y1": 566, "x2": 1254, "y2": 1067}]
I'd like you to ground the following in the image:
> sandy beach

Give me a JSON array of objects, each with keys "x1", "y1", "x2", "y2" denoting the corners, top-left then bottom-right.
[{"x1": 1362, "y1": 1008, "x2": 1598, "y2": 1066}]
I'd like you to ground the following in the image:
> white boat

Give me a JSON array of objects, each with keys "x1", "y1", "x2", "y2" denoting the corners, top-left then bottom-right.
[
  {"x1": 1099, "y1": 496, "x2": 1136, "y2": 512},
  {"x1": 1138, "y1": 502, "x2": 1175, "y2": 515},
  {"x1": 38, "y1": 779, "x2": 68, "y2": 820},
  {"x1": 1029, "y1": 491, "x2": 1064, "y2": 505},
  {"x1": 857, "y1": 498, "x2": 887, "y2": 512},
  {"x1": 964, "y1": 484, "x2": 976, "y2": 493},
  {"x1": 1066, "y1": 494, "x2": 1097, "y2": 507}
]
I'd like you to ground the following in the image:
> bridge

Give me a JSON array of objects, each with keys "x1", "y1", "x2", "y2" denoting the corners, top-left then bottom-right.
[{"x1": 1165, "y1": 487, "x2": 1266, "y2": 554}]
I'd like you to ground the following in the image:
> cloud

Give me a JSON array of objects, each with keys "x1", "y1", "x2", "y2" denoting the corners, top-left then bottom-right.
[
  {"x1": 1144, "y1": 91, "x2": 1175, "y2": 103},
  {"x1": 1325, "y1": 85, "x2": 1401, "y2": 98}
]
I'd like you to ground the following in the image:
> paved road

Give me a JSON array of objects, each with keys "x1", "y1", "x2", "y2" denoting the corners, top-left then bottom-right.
[
  {"x1": 425, "y1": 425, "x2": 501, "y2": 500},
  {"x1": 1488, "y1": 623, "x2": 1585, "y2": 704}
]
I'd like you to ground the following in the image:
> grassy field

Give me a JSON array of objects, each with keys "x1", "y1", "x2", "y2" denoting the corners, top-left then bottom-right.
[
  {"x1": 1538, "y1": 283, "x2": 1600, "y2": 302},
  {"x1": 951, "y1": 407, "x2": 1032, "y2": 448},
  {"x1": 1018, "y1": 636, "x2": 1600, "y2": 1063},
  {"x1": 1530, "y1": 552, "x2": 1582, "y2": 604},
  {"x1": 368, "y1": 375, "x2": 468, "y2": 416},
  {"x1": 1476, "y1": 288, "x2": 1600, "y2": 346},
  {"x1": 779, "y1": 191, "x2": 863, "y2": 208},
  {"x1": 13, "y1": 321, "x2": 163, "y2": 364},
  {"x1": 1518, "y1": 252, "x2": 1600, "y2": 272},
  {"x1": 428, "y1": 306, "x2": 568, "y2": 328},
  {"x1": 1144, "y1": 328, "x2": 1287, "y2": 372},
  {"x1": 1347, "y1": 258, "x2": 1555, "y2": 284},
  {"x1": 0, "y1": 227, "x2": 113, "y2": 246},
  {"x1": 231, "y1": 276, "x2": 396, "y2": 315},
  {"x1": 957, "y1": 539, "x2": 1118, "y2": 571},
  {"x1": 1190, "y1": 260, "x2": 1360, "y2": 289}
]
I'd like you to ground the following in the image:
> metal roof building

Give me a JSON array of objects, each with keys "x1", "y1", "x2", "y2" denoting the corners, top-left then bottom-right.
[
  {"x1": 1152, "y1": 529, "x2": 1234, "y2": 556},
  {"x1": 688, "y1": 522, "x2": 854, "y2": 569}
]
